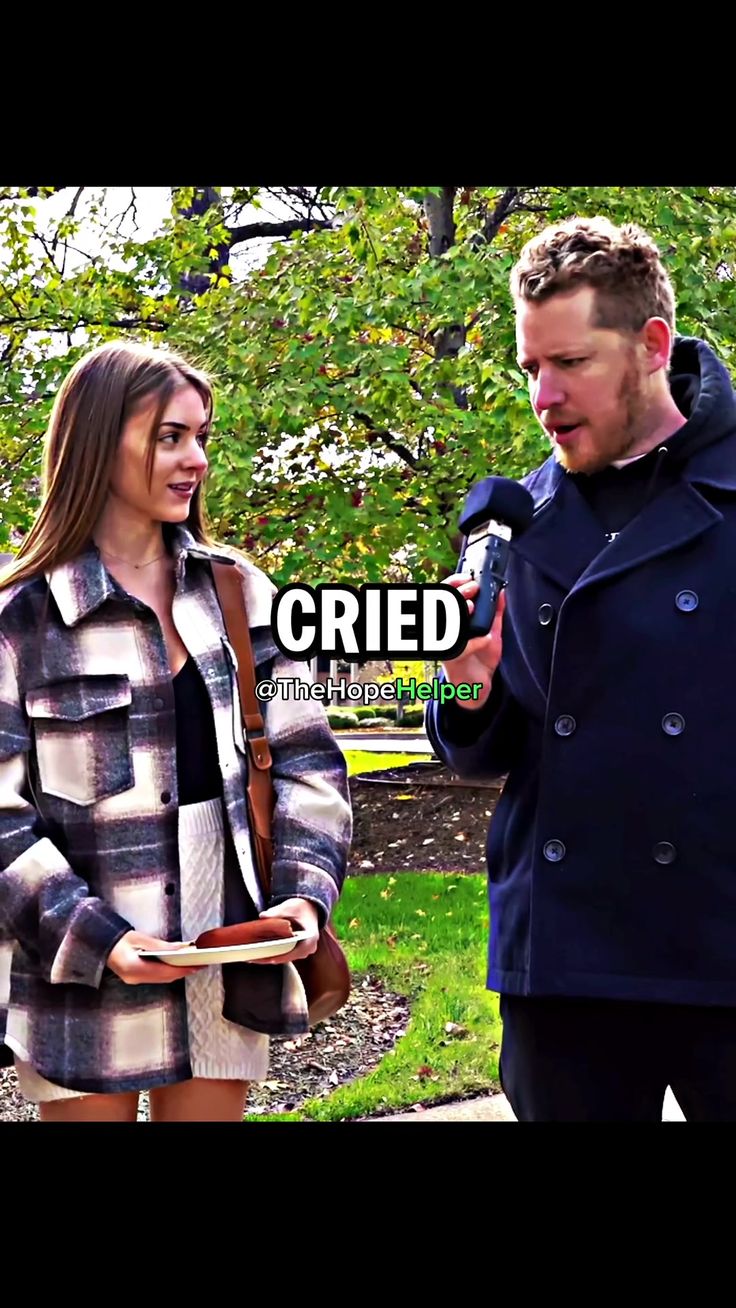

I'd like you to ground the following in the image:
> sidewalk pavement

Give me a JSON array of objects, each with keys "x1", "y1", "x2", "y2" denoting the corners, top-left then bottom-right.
[
  {"x1": 367, "y1": 1087, "x2": 686, "y2": 1122},
  {"x1": 337, "y1": 731, "x2": 434, "y2": 753}
]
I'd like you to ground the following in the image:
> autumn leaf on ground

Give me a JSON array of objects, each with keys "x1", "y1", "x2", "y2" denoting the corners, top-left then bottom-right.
[{"x1": 444, "y1": 1022, "x2": 469, "y2": 1038}]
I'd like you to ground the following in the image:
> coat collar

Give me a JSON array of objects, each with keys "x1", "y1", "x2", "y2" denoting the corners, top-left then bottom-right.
[
  {"x1": 513, "y1": 430, "x2": 736, "y2": 594},
  {"x1": 47, "y1": 526, "x2": 237, "y2": 628}
]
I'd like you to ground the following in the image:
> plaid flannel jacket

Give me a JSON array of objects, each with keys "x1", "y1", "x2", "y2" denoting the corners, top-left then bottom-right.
[{"x1": 0, "y1": 528, "x2": 351, "y2": 1093}]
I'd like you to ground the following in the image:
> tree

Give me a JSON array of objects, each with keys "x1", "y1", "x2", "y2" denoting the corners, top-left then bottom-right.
[{"x1": 2, "y1": 185, "x2": 735, "y2": 582}]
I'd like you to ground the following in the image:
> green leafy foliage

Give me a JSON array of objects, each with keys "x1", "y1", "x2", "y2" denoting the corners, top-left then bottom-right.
[{"x1": 2, "y1": 186, "x2": 734, "y2": 581}]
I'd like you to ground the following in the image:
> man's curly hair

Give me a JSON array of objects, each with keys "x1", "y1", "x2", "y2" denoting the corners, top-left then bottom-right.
[{"x1": 511, "y1": 216, "x2": 675, "y2": 333}]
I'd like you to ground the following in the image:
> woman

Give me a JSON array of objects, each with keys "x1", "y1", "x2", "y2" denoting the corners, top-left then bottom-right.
[{"x1": 0, "y1": 341, "x2": 352, "y2": 1122}]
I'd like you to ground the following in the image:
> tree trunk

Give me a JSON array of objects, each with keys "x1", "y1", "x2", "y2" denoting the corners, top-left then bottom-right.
[
  {"x1": 423, "y1": 187, "x2": 467, "y2": 409},
  {"x1": 423, "y1": 187, "x2": 456, "y2": 256},
  {"x1": 175, "y1": 187, "x2": 229, "y2": 296}
]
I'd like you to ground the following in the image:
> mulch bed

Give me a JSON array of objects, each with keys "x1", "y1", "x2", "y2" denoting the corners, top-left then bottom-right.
[
  {"x1": 0, "y1": 973, "x2": 409, "y2": 1122},
  {"x1": 348, "y1": 761, "x2": 503, "y2": 876},
  {"x1": 247, "y1": 973, "x2": 410, "y2": 1115}
]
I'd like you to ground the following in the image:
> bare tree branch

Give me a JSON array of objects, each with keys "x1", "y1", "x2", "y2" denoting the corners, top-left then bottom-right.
[
  {"x1": 0, "y1": 335, "x2": 19, "y2": 366},
  {"x1": 1, "y1": 430, "x2": 44, "y2": 472},
  {"x1": 0, "y1": 315, "x2": 168, "y2": 333},
  {"x1": 113, "y1": 188, "x2": 139, "y2": 235},
  {"x1": 32, "y1": 229, "x2": 61, "y2": 274},
  {"x1": 56, "y1": 185, "x2": 86, "y2": 277},
  {"x1": 0, "y1": 288, "x2": 26, "y2": 317},
  {"x1": 353, "y1": 411, "x2": 417, "y2": 468},
  {"x1": 515, "y1": 202, "x2": 552, "y2": 214},
  {"x1": 227, "y1": 217, "x2": 331, "y2": 245},
  {"x1": 480, "y1": 186, "x2": 520, "y2": 244},
  {"x1": 262, "y1": 188, "x2": 308, "y2": 222},
  {"x1": 57, "y1": 243, "x2": 101, "y2": 265}
]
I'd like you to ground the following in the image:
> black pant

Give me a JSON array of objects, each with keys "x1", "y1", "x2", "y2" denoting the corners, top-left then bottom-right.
[{"x1": 499, "y1": 994, "x2": 736, "y2": 1122}]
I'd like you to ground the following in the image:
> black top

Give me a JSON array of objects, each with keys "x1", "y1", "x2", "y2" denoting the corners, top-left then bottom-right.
[
  {"x1": 570, "y1": 420, "x2": 693, "y2": 543},
  {"x1": 568, "y1": 341, "x2": 734, "y2": 543},
  {"x1": 173, "y1": 656, "x2": 223, "y2": 804}
]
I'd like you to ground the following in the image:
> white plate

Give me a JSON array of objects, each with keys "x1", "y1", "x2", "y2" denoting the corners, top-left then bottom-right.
[{"x1": 137, "y1": 931, "x2": 311, "y2": 967}]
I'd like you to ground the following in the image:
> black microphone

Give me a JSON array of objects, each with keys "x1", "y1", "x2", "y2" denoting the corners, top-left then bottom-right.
[{"x1": 458, "y1": 477, "x2": 534, "y2": 636}]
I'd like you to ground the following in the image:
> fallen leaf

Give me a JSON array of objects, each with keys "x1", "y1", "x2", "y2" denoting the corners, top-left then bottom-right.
[
  {"x1": 359, "y1": 859, "x2": 375, "y2": 869},
  {"x1": 348, "y1": 917, "x2": 361, "y2": 929},
  {"x1": 329, "y1": 1071, "x2": 339, "y2": 1085},
  {"x1": 444, "y1": 1022, "x2": 469, "y2": 1038},
  {"x1": 415, "y1": 908, "x2": 426, "y2": 917},
  {"x1": 417, "y1": 1065, "x2": 434, "y2": 1079},
  {"x1": 412, "y1": 1103, "x2": 426, "y2": 1113},
  {"x1": 422, "y1": 838, "x2": 435, "y2": 845}
]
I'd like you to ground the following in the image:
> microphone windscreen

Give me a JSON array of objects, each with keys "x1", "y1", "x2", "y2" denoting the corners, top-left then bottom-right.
[{"x1": 459, "y1": 476, "x2": 534, "y2": 536}]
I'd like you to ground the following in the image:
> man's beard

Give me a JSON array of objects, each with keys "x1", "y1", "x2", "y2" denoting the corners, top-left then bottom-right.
[{"x1": 555, "y1": 355, "x2": 651, "y2": 475}]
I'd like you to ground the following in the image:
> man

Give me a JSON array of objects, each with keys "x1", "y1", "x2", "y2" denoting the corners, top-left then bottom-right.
[{"x1": 426, "y1": 215, "x2": 736, "y2": 1121}]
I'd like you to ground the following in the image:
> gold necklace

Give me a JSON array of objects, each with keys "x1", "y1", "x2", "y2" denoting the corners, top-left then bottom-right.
[{"x1": 100, "y1": 548, "x2": 168, "y2": 570}]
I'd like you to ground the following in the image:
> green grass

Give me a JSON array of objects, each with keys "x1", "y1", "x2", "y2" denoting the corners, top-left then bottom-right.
[
  {"x1": 247, "y1": 752, "x2": 500, "y2": 1121},
  {"x1": 344, "y1": 750, "x2": 426, "y2": 776},
  {"x1": 248, "y1": 872, "x2": 501, "y2": 1122}
]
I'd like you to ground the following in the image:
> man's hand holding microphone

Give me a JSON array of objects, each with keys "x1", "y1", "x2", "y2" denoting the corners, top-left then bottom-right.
[{"x1": 441, "y1": 477, "x2": 534, "y2": 711}]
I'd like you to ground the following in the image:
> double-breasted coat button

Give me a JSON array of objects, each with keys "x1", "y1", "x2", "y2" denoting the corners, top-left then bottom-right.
[
  {"x1": 538, "y1": 603, "x2": 554, "y2": 626},
  {"x1": 653, "y1": 842, "x2": 677, "y2": 864},
  {"x1": 554, "y1": 715, "x2": 576, "y2": 736},
  {"x1": 543, "y1": 839, "x2": 566, "y2": 862},
  {"x1": 662, "y1": 713, "x2": 685, "y2": 736},
  {"x1": 675, "y1": 590, "x2": 698, "y2": 612},
  {"x1": 160, "y1": 790, "x2": 172, "y2": 804}
]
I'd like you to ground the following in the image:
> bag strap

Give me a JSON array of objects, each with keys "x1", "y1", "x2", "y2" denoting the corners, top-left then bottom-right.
[{"x1": 211, "y1": 560, "x2": 275, "y2": 896}]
